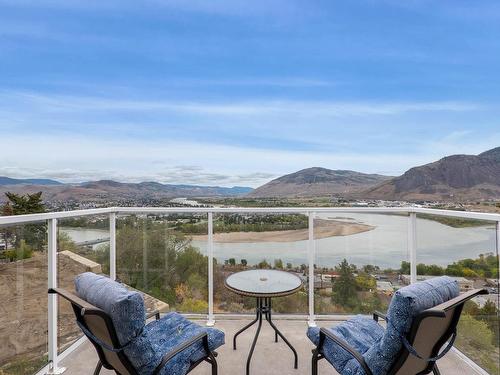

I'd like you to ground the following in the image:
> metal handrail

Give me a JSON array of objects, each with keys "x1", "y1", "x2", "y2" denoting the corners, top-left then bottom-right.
[{"x1": 1, "y1": 206, "x2": 499, "y2": 226}]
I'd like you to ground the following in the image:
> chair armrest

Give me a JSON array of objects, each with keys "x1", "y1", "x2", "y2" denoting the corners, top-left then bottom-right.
[
  {"x1": 319, "y1": 328, "x2": 373, "y2": 375},
  {"x1": 146, "y1": 310, "x2": 161, "y2": 320},
  {"x1": 152, "y1": 332, "x2": 209, "y2": 375},
  {"x1": 373, "y1": 310, "x2": 387, "y2": 322},
  {"x1": 48, "y1": 288, "x2": 98, "y2": 312}
]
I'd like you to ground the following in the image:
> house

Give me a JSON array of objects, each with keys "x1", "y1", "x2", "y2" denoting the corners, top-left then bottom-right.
[
  {"x1": 376, "y1": 281, "x2": 394, "y2": 295},
  {"x1": 401, "y1": 275, "x2": 474, "y2": 293}
]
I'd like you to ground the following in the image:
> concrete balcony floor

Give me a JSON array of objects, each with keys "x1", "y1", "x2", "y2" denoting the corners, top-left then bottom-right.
[{"x1": 61, "y1": 319, "x2": 484, "y2": 375}]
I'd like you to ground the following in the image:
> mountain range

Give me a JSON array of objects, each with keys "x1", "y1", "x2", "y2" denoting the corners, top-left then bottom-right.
[
  {"x1": 0, "y1": 179, "x2": 253, "y2": 203},
  {"x1": 0, "y1": 177, "x2": 62, "y2": 186},
  {"x1": 248, "y1": 168, "x2": 392, "y2": 198},
  {"x1": 250, "y1": 147, "x2": 500, "y2": 201},
  {"x1": 0, "y1": 146, "x2": 498, "y2": 203},
  {"x1": 362, "y1": 147, "x2": 500, "y2": 201}
]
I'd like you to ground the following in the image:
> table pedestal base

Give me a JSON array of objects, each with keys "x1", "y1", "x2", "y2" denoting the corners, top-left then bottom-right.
[{"x1": 233, "y1": 297, "x2": 298, "y2": 375}]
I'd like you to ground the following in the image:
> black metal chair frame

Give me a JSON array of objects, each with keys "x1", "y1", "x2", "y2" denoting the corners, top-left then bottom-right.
[
  {"x1": 49, "y1": 288, "x2": 219, "y2": 375},
  {"x1": 311, "y1": 288, "x2": 488, "y2": 375}
]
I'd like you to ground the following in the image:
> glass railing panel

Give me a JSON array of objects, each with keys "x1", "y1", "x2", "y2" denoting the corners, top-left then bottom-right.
[
  {"x1": 416, "y1": 213, "x2": 499, "y2": 375},
  {"x1": 116, "y1": 213, "x2": 208, "y2": 314},
  {"x1": 57, "y1": 215, "x2": 110, "y2": 354},
  {"x1": 211, "y1": 213, "x2": 309, "y2": 315},
  {"x1": 314, "y1": 212, "x2": 409, "y2": 315},
  {"x1": 0, "y1": 222, "x2": 49, "y2": 375}
]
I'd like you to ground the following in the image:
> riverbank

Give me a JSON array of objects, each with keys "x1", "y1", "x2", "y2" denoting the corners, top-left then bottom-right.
[{"x1": 191, "y1": 219, "x2": 374, "y2": 243}]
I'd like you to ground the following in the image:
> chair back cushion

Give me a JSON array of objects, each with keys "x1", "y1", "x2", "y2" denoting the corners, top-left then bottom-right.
[
  {"x1": 75, "y1": 272, "x2": 146, "y2": 346},
  {"x1": 364, "y1": 276, "x2": 459, "y2": 374}
]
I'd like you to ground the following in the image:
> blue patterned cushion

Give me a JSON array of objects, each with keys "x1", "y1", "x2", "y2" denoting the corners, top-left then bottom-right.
[
  {"x1": 74, "y1": 272, "x2": 145, "y2": 346},
  {"x1": 308, "y1": 315, "x2": 384, "y2": 374},
  {"x1": 308, "y1": 276, "x2": 459, "y2": 375},
  {"x1": 125, "y1": 312, "x2": 225, "y2": 375}
]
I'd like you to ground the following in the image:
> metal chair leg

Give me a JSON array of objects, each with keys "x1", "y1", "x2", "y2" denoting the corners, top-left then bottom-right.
[
  {"x1": 311, "y1": 350, "x2": 319, "y2": 375},
  {"x1": 211, "y1": 357, "x2": 218, "y2": 375},
  {"x1": 93, "y1": 360, "x2": 102, "y2": 375}
]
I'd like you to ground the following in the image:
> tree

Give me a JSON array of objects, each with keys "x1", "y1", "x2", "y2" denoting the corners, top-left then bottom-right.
[
  {"x1": 240, "y1": 259, "x2": 247, "y2": 267},
  {"x1": 355, "y1": 273, "x2": 376, "y2": 291},
  {"x1": 400, "y1": 261, "x2": 410, "y2": 275},
  {"x1": 3, "y1": 192, "x2": 46, "y2": 250},
  {"x1": 5, "y1": 192, "x2": 45, "y2": 215},
  {"x1": 114, "y1": 217, "x2": 209, "y2": 307},
  {"x1": 332, "y1": 259, "x2": 357, "y2": 308},
  {"x1": 3, "y1": 239, "x2": 33, "y2": 261},
  {"x1": 257, "y1": 259, "x2": 271, "y2": 269},
  {"x1": 1, "y1": 202, "x2": 14, "y2": 250},
  {"x1": 228, "y1": 258, "x2": 236, "y2": 266},
  {"x1": 362, "y1": 264, "x2": 380, "y2": 274},
  {"x1": 274, "y1": 258, "x2": 283, "y2": 269}
]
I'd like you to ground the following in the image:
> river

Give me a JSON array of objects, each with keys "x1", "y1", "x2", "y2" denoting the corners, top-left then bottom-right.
[{"x1": 60, "y1": 213, "x2": 497, "y2": 269}]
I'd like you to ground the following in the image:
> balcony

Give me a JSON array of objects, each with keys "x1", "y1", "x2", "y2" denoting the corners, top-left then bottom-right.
[
  {"x1": 0, "y1": 207, "x2": 498, "y2": 375},
  {"x1": 59, "y1": 319, "x2": 487, "y2": 375}
]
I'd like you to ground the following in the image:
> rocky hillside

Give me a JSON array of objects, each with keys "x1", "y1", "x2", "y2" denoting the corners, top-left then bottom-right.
[
  {"x1": 248, "y1": 167, "x2": 392, "y2": 197},
  {"x1": 363, "y1": 147, "x2": 500, "y2": 201}
]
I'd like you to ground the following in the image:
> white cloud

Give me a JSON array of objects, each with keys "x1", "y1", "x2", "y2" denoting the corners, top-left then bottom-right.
[
  {"x1": 0, "y1": 132, "x2": 445, "y2": 186},
  {"x1": 0, "y1": 91, "x2": 497, "y2": 187},
  {"x1": 0, "y1": 91, "x2": 482, "y2": 117}
]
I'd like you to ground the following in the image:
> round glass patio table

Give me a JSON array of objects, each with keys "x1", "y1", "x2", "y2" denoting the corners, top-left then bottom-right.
[{"x1": 225, "y1": 270, "x2": 302, "y2": 375}]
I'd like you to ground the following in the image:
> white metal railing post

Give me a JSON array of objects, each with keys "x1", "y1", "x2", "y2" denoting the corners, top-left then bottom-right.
[
  {"x1": 207, "y1": 212, "x2": 215, "y2": 326},
  {"x1": 47, "y1": 218, "x2": 65, "y2": 374},
  {"x1": 109, "y1": 212, "x2": 116, "y2": 280},
  {"x1": 408, "y1": 212, "x2": 417, "y2": 284},
  {"x1": 496, "y1": 221, "x2": 500, "y2": 291},
  {"x1": 308, "y1": 211, "x2": 316, "y2": 327}
]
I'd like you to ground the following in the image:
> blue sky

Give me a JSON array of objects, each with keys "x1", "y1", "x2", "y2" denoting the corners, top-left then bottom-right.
[{"x1": 0, "y1": 0, "x2": 499, "y2": 187}]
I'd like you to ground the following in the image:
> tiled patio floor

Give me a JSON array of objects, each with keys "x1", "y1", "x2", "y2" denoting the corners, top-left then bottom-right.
[{"x1": 60, "y1": 319, "x2": 484, "y2": 375}]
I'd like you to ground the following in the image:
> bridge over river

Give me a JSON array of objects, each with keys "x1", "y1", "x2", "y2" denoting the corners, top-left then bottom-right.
[{"x1": 75, "y1": 237, "x2": 110, "y2": 247}]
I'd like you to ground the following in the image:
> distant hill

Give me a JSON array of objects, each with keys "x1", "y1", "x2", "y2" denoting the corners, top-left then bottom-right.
[
  {"x1": 0, "y1": 179, "x2": 253, "y2": 203},
  {"x1": 248, "y1": 167, "x2": 392, "y2": 198},
  {"x1": 479, "y1": 146, "x2": 500, "y2": 162},
  {"x1": 363, "y1": 147, "x2": 500, "y2": 201},
  {"x1": 0, "y1": 176, "x2": 62, "y2": 186}
]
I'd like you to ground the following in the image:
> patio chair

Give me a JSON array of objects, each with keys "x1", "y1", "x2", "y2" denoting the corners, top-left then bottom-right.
[
  {"x1": 308, "y1": 276, "x2": 488, "y2": 375},
  {"x1": 50, "y1": 272, "x2": 224, "y2": 375}
]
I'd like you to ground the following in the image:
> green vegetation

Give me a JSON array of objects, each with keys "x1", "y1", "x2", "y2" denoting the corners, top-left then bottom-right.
[
  {"x1": 0, "y1": 240, "x2": 33, "y2": 262},
  {"x1": 113, "y1": 217, "x2": 209, "y2": 311},
  {"x1": 0, "y1": 192, "x2": 46, "y2": 252},
  {"x1": 401, "y1": 253, "x2": 499, "y2": 278},
  {"x1": 59, "y1": 216, "x2": 108, "y2": 229},
  {"x1": 177, "y1": 213, "x2": 309, "y2": 234},
  {"x1": 456, "y1": 300, "x2": 500, "y2": 375},
  {"x1": 332, "y1": 259, "x2": 357, "y2": 308},
  {"x1": 327, "y1": 259, "x2": 385, "y2": 314},
  {"x1": 0, "y1": 355, "x2": 47, "y2": 375},
  {"x1": 198, "y1": 197, "x2": 337, "y2": 208},
  {"x1": 418, "y1": 213, "x2": 493, "y2": 228}
]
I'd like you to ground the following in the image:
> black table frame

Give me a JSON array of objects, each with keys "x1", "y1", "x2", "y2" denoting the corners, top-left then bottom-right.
[{"x1": 233, "y1": 296, "x2": 298, "y2": 375}]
